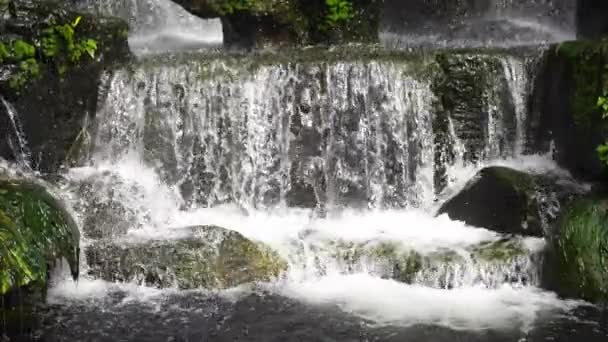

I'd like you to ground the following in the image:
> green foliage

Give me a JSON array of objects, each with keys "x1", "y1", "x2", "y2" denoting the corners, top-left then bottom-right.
[
  {"x1": 9, "y1": 58, "x2": 40, "y2": 89},
  {"x1": 0, "y1": 42, "x2": 9, "y2": 63},
  {"x1": 555, "y1": 200, "x2": 608, "y2": 302},
  {"x1": 325, "y1": 0, "x2": 354, "y2": 26},
  {"x1": 217, "y1": 0, "x2": 252, "y2": 14},
  {"x1": 12, "y1": 40, "x2": 36, "y2": 60},
  {"x1": 0, "y1": 181, "x2": 79, "y2": 295},
  {"x1": 41, "y1": 16, "x2": 98, "y2": 64},
  {"x1": 1, "y1": 15, "x2": 98, "y2": 89},
  {"x1": 598, "y1": 93, "x2": 608, "y2": 167}
]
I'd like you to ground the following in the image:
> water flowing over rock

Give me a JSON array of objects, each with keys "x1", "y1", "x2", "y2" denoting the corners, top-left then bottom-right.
[{"x1": 91, "y1": 49, "x2": 540, "y2": 212}]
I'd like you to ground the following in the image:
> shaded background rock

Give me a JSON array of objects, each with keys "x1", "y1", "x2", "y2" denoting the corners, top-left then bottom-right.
[
  {"x1": 437, "y1": 167, "x2": 584, "y2": 237},
  {"x1": 530, "y1": 40, "x2": 608, "y2": 182}
]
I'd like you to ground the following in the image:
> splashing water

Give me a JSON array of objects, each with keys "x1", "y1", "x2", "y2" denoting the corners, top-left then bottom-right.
[{"x1": 75, "y1": 0, "x2": 223, "y2": 55}]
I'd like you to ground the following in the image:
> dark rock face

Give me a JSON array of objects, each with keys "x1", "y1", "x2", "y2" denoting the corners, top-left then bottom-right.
[
  {"x1": 437, "y1": 167, "x2": 583, "y2": 237},
  {"x1": 576, "y1": 0, "x2": 608, "y2": 38},
  {"x1": 530, "y1": 40, "x2": 608, "y2": 181},
  {"x1": 0, "y1": 0, "x2": 130, "y2": 173}
]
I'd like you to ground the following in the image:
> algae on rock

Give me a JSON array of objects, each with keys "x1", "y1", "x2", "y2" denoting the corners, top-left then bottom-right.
[
  {"x1": 551, "y1": 199, "x2": 608, "y2": 302},
  {"x1": 85, "y1": 225, "x2": 288, "y2": 289}
]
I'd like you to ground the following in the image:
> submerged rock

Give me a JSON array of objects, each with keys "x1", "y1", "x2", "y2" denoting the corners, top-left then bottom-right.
[
  {"x1": 0, "y1": 179, "x2": 80, "y2": 295},
  {"x1": 322, "y1": 237, "x2": 541, "y2": 289},
  {"x1": 85, "y1": 225, "x2": 288, "y2": 289},
  {"x1": 437, "y1": 167, "x2": 582, "y2": 237},
  {"x1": 547, "y1": 199, "x2": 608, "y2": 303}
]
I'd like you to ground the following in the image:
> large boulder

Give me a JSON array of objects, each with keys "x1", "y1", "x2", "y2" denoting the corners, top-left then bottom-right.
[
  {"x1": 546, "y1": 199, "x2": 608, "y2": 303},
  {"x1": 437, "y1": 167, "x2": 582, "y2": 237},
  {"x1": 0, "y1": 0, "x2": 130, "y2": 173},
  {"x1": 85, "y1": 226, "x2": 288, "y2": 289},
  {"x1": 0, "y1": 179, "x2": 80, "y2": 295}
]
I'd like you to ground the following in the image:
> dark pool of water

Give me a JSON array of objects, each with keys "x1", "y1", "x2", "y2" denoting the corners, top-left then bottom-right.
[{"x1": 3, "y1": 290, "x2": 607, "y2": 342}]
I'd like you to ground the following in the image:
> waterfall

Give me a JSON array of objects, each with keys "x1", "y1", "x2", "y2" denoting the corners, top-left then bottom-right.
[
  {"x1": 58, "y1": 49, "x2": 556, "y2": 290},
  {"x1": 92, "y1": 59, "x2": 438, "y2": 211},
  {"x1": 75, "y1": 0, "x2": 223, "y2": 54},
  {"x1": 1, "y1": 97, "x2": 31, "y2": 169}
]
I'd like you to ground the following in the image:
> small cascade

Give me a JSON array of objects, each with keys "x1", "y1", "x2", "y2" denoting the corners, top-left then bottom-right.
[
  {"x1": 54, "y1": 48, "x2": 563, "y2": 298},
  {"x1": 75, "y1": 0, "x2": 223, "y2": 54},
  {"x1": 93, "y1": 58, "x2": 437, "y2": 211},
  {"x1": 1, "y1": 97, "x2": 31, "y2": 169}
]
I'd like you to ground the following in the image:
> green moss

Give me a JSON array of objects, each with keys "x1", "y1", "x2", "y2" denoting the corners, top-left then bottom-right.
[
  {"x1": 0, "y1": 180, "x2": 79, "y2": 296},
  {"x1": 86, "y1": 226, "x2": 287, "y2": 289},
  {"x1": 555, "y1": 40, "x2": 608, "y2": 128},
  {"x1": 554, "y1": 199, "x2": 608, "y2": 302},
  {"x1": 471, "y1": 239, "x2": 526, "y2": 262}
]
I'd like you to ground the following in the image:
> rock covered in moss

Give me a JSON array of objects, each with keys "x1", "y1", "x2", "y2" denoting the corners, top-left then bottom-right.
[
  {"x1": 548, "y1": 199, "x2": 608, "y2": 302},
  {"x1": 324, "y1": 237, "x2": 541, "y2": 288},
  {"x1": 85, "y1": 226, "x2": 288, "y2": 289},
  {"x1": 0, "y1": 0, "x2": 130, "y2": 172},
  {"x1": 173, "y1": 0, "x2": 380, "y2": 48},
  {"x1": 531, "y1": 39, "x2": 608, "y2": 181},
  {"x1": 0, "y1": 179, "x2": 79, "y2": 295},
  {"x1": 438, "y1": 167, "x2": 583, "y2": 237}
]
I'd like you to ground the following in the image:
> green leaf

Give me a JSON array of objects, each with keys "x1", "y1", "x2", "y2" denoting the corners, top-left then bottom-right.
[
  {"x1": 12, "y1": 40, "x2": 36, "y2": 60},
  {"x1": 0, "y1": 42, "x2": 10, "y2": 63},
  {"x1": 72, "y1": 16, "x2": 82, "y2": 28}
]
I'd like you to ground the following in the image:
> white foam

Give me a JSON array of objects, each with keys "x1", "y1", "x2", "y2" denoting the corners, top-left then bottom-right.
[{"x1": 279, "y1": 274, "x2": 581, "y2": 331}]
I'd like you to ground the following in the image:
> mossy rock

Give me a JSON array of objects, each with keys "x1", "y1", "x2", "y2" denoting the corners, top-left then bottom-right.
[
  {"x1": 173, "y1": 0, "x2": 380, "y2": 48},
  {"x1": 85, "y1": 226, "x2": 288, "y2": 289},
  {"x1": 0, "y1": 0, "x2": 130, "y2": 173},
  {"x1": 438, "y1": 167, "x2": 580, "y2": 237},
  {"x1": 533, "y1": 39, "x2": 608, "y2": 181},
  {"x1": 0, "y1": 179, "x2": 79, "y2": 296},
  {"x1": 327, "y1": 237, "x2": 538, "y2": 288},
  {"x1": 550, "y1": 199, "x2": 608, "y2": 303}
]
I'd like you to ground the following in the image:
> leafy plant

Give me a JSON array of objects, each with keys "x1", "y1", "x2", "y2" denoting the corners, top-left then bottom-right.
[
  {"x1": 1, "y1": 15, "x2": 98, "y2": 89},
  {"x1": 42, "y1": 16, "x2": 98, "y2": 63},
  {"x1": 325, "y1": 0, "x2": 354, "y2": 26}
]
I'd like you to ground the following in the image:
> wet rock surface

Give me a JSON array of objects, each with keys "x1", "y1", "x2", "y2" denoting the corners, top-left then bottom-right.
[
  {"x1": 438, "y1": 167, "x2": 584, "y2": 237},
  {"x1": 85, "y1": 225, "x2": 288, "y2": 289}
]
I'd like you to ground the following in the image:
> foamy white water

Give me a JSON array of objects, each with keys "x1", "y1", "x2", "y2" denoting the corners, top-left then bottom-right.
[
  {"x1": 76, "y1": 0, "x2": 223, "y2": 54},
  {"x1": 279, "y1": 274, "x2": 581, "y2": 331}
]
